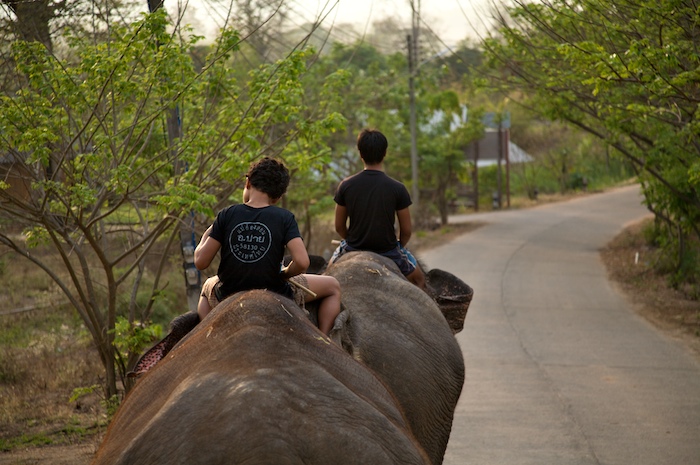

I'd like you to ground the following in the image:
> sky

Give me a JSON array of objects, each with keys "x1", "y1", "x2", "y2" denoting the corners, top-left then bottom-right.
[
  {"x1": 294, "y1": 0, "x2": 495, "y2": 44},
  {"x1": 181, "y1": 0, "x2": 497, "y2": 48}
]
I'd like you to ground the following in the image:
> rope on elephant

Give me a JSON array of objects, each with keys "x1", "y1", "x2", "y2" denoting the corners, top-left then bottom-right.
[{"x1": 289, "y1": 275, "x2": 317, "y2": 298}]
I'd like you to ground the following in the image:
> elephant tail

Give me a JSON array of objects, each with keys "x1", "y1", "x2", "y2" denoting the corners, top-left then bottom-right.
[{"x1": 329, "y1": 304, "x2": 358, "y2": 358}]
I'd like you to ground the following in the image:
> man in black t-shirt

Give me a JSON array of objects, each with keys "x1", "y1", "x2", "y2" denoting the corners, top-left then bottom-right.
[
  {"x1": 332, "y1": 129, "x2": 425, "y2": 289},
  {"x1": 195, "y1": 157, "x2": 341, "y2": 335}
]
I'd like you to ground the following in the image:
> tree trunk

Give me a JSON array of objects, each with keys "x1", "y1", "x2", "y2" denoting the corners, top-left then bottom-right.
[{"x1": 5, "y1": 0, "x2": 54, "y2": 52}]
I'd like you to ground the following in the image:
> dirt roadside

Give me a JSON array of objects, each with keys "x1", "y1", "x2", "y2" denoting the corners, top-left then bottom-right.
[{"x1": 600, "y1": 219, "x2": 700, "y2": 358}]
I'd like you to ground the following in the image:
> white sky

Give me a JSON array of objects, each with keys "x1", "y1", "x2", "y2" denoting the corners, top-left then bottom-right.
[
  {"x1": 296, "y1": 0, "x2": 495, "y2": 44},
  {"x1": 180, "y1": 0, "x2": 497, "y2": 47}
]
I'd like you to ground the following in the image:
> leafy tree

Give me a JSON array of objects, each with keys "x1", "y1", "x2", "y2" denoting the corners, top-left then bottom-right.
[
  {"x1": 1, "y1": 0, "x2": 54, "y2": 51},
  {"x1": 313, "y1": 41, "x2": 410, "y2": 179},
  {"x1": 401, "y1": 48, "x2": 487, "y2": 225},
  {"x1": 420, "y1": 90, "x2": 484, "y2": 225},
  {"x1": 0, "y1": 11, "x2": 345, "y2": 397},
  {"x1": 0, "y1": 0, "x2": 140, "y2": 97},
  {"x1": 0, "y1": 0, "x2": 142, "y2": 60},
  {"x1": 481, "y1": 0, "x2": 700, "y2": 280},
  {"x1": 223, "y1": 0, "x2": 292, "y2": 62},
  {"x1": 310, "y1": 40, "x2": 487, "y2": 227},
  {"x1": 438, "y1": 42, "x2": 484, "y2": 90}
]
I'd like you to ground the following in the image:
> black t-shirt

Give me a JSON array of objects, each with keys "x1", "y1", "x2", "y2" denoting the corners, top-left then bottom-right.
[
  {"x1": 334, "y1": 170, "x2": 412, "y2": 253},
  {"x1": 209, "y1": 204, "x2": 301, "y2": 299}
]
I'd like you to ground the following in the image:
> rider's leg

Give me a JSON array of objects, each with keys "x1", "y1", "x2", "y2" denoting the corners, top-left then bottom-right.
[
  {"x1": 407, "y1": 266, "x2": 426, "y2": 290},
  {"x1": 303, "y1": 274, "x2": 342, "y2": 335},
  {"x1": 198, "y1": 276, "x2": 220, "y2": 321}
]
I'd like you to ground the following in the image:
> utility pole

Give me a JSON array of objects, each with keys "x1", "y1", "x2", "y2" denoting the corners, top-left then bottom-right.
[
  {"x1": 408, "y1": 0, "x2": 420, "y2": 207},
  {"x1": 407, "y1": 34, "x2": 419, "y2": 208},
  {"x1": 496, "y1": 120, "x2": 503, "y2": 209},
  {"x1": 148, "y1": 0, "x2": 200, "y2": 312}
]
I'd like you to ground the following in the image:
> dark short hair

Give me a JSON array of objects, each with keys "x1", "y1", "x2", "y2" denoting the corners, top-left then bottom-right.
[
  {"x1": 246, "y1": 157, "x2": 290, "y2": 200},
  {"x1": 357, "y1": 129, "x2": 388, "y2": 165}
]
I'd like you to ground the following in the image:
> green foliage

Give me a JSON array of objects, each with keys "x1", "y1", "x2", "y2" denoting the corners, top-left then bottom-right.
[
  {"x1": 69, "y1": 384, "x2": 102, "y2": 403},
  {"x1": 110, "y1": 316, "x2": 162, "y2": 363},
  {"x1": 70, "y1": 384, "x2": 121, "y2": 418},
  {"x1": 642, "y1": 218, "x2": 700, "y2": 291},
  {"x1": 22, "y1": 226, "x2": 50, "y2": 249},
  {"x1": 0, "y1": 9, "x2": 348, "y2": 397},
  {"x1": 506, "y1": 117, "x2": 635, "y2": 197},
  {"x1": 313, "y1": 42, "x2": 411, "y2": 177},
  {"x1": 481, "y1": 0, "x2": 700, "y2": 272},
  {"x1": 0, "y1": 304, "x2": 77, "y2": 348},
  {"x1": 142, "y1": 285, "x2": 184, "y2": 328},
  {"x1": 113, "y1": 262, "x2": 184, "y2": 327},
  {"x1": 674, "y1": 246, "x2": 700, "y2": 291},
  {"x1": 103, "y1": 394, "x2": 121, "y2": 418},
  {"x1": 312, "y1": 40, "x2": 489, "y2": 226}
]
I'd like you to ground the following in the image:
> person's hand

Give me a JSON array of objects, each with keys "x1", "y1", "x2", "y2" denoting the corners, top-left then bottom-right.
[{"x1": 280, "y1": 261, "x2": 293, "y2": 279}]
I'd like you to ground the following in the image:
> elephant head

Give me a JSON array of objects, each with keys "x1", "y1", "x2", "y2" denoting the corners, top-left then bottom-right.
[{"x1": 92, "y1": 290, "x2": 430, "y2": 465}]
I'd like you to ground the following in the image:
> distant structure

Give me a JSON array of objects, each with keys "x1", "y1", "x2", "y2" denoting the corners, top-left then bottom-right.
[
  {"x1": 461, "y1": 115, "x2": 532, "y2": 211},
  {"x1": 466, "y1": 132, "x2": 533, "y2": 167}
]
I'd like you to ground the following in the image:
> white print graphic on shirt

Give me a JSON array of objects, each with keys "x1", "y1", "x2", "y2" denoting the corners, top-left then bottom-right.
[{"x1": 229, "y1": 222, "x2": 272, "y2": 263}]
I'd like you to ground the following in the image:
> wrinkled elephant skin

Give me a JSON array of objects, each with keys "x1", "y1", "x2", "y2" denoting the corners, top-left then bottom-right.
[
  {"x1": 326, "y1": 252, "x2": 467, "y2": 465},
  {"x1": 91, "y1": 290, "x2": 430, "y2": 465}
]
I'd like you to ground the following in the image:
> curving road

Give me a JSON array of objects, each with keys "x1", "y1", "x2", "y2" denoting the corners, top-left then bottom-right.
[{"x1": 421, "y1": 185, "x2": 700, "y2": 465}]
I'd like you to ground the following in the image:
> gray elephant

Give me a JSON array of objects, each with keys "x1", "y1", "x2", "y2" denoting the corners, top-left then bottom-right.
[
  {"x1": 324, "y1": 251, "x2": 471, "y2": 465},
  {"x1": 92, "y1": 290, "x2": 431, "y2": 465},
  {"x1": 106, "y1": 251, "x2": 472, "y2": 465}
]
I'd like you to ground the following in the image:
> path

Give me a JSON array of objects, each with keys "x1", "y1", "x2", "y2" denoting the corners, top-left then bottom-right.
[{"x1": 422, "y1": 185, "x2": 700, "y2": 465}]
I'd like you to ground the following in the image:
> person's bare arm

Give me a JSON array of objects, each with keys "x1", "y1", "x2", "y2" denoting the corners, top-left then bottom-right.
[
  {"x1": 334, "y1": 204, "x2": 348, "y2": 239},
  {"x1": 282, "y1": 237, "x2": 310, "y2": 278},
  {"x1": 396, "y1": 207, "x2": 413, "y2": 247},
  {"x1": 194, "y1": 226, "x2": 221, "y2": 271}
]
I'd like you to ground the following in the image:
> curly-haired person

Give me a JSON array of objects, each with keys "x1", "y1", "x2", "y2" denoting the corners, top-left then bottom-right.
[{"x1": 194, "y1": 157, "x2": 341, "y2": 335}]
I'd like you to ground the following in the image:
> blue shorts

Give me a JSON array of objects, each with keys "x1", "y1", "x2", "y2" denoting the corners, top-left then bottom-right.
[{"x1": 331, "y1": 240, "x2": 417, "y2": 276}]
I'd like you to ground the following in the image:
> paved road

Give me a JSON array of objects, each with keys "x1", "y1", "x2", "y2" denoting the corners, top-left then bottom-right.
[{"x1": 421, "y1": 185, "x2": 700, "y2": 465}]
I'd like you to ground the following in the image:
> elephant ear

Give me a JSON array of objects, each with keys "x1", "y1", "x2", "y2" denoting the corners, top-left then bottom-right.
[{"x1": 425, "y1": 268, "x2": 473, "y2": 334}]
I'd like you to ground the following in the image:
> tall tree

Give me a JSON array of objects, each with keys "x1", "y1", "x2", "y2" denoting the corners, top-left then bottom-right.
[
  {"x1": 2, "y1": 0, "x2": 55, "y2": 51},
  {"x1": 481, "y1": 0, "x2": 700, "y2": 278},
  {"x1": 0, "y1": 11, "x2": 345, "y2": 397},
  {"x1": 313, "y1": 41, "x2": 411, "y2": 179}
]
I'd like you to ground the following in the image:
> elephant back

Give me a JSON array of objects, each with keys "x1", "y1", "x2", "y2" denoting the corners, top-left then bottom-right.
[
  {"x1": 92, "y1": 290, "x2": 431, "y2": 465},
  {"x1": 326, "y1": 251, "x2": 465, "y2": 465}
]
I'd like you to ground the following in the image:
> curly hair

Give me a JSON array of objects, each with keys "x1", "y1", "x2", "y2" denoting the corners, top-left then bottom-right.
[{"x1": 246, "y1": 157, "x2": 290, "y2": 200}]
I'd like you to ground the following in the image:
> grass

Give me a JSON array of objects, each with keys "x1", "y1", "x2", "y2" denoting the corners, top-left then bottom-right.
[
  {"x1": 2, "y1": 324, "x2": 99, "y2": 449},
  {"x1": 0, "y1": 433, "x2": 54, "y2": 451},
  {"x1": 0, "y1": 237, "x2": 188, "y2": 454},
  {"x1": 0, "y1": 253, "x2": 111, "y2": 451},
  {"x1": 0, "y1": 419, "x2": 103, "y2": 452}
]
